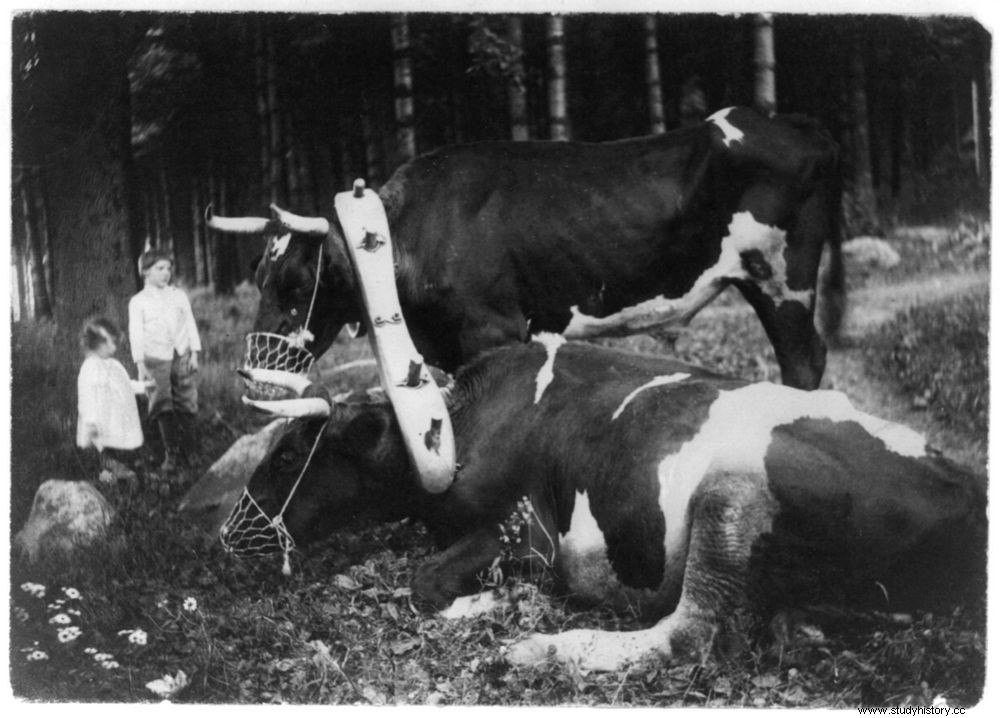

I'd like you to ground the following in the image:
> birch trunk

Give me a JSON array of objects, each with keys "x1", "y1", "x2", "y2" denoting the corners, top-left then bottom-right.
[
  {"x1": 546, "y1": 15, "x2": 569, "y2": 141},
  {"x1": 644, "y1": 15, "x2": 666, "y2": 135}
]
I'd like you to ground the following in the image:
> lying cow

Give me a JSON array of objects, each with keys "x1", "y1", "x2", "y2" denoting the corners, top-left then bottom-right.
[
  {"x1": 222, "y1": 339, "x2": 985, "y2": 671},
  {"x1": 209, "y1": 106, "x2": 843, "y2": 390}
]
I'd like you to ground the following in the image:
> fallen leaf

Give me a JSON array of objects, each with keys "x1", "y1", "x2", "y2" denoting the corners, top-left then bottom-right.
[{"x1": 334, "y1": 574, "x2": 360, "y2": 591}]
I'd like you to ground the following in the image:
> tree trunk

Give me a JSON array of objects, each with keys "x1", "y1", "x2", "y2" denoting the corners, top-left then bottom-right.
[
  {"x1": 391, "y1": 14, "x2": 417, "y2": 165},
  {"x1": 191, "y1": 175, "x2": 208, "y2": 286},
  {"x1": 12, "y1": 14, "x2": 139, "y2": 340},
  {"x1": 752, "y1": 13, "x2": 776, "y2": 116},
  {"x1": 29, "y1": 166, "x2": 56, "y2": 308},
  {"x1": 211, "y1": 175, "x2": 237, "y2": 295},
  {"x1": 643, "y1": 15, "x2": 666, "y2": 135},
  {"x1": 507, "y1": 16, "x2": 530, "y2": 141},
  {"x1": 22, "y1": 169, "x2": 53, "y2": 318},
  {"x1": 254, "y1": 21, "x2": 274, "y2": 208},
  {"x1": 11, "y1": 170, "x2": 29, "y2": 321},
  {"x1": 844, "y1": 32, "x2": 880, "y2": 236},
  {"x1": 546, "y1": 15, "x2": 569, "y2": 141},
  {"x1": 266, "y1": 26, "x2": 283, "y2": 206},
  {"x1": 361, "y1": 91, "x2": 383, "y2": 184},
  {"x1": 21, "y1": 168, "x2": 52, "y2": 319}
]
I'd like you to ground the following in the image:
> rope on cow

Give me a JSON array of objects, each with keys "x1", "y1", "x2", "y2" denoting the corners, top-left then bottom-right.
[
  {"x1": 219, "y1": 418, "x2": 329, "y2": 576},
  {"x1": 301, "y1": 245, "x2": 324, "y2": 345}
]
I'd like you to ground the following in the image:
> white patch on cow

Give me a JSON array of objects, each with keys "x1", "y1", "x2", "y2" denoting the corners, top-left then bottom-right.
[
  {"x1": 560, "y1": 490, "x2": 606, "y2": 552},
  {"x1": 558, "y1": 490, "x2": 626, "y2": 604},
  {"x1": 532, "y1": 332, "x2": 566, "y2": 404},
  {"x1": 707, "y1": 107, "x2": 744, "y2": 147},
  {"x1": 723, "y1": 212, "x2": 813, "y2": 308},
  {"x1": 611, "y1": 373, "x2": 691, "y2": 421},
  {"x1": 439, "y1": 591, "x2": 504, "y2": 620},
  {"x1": 269, "y1": 233, "x2": 292, "y2": 260},
  {"x1": 655, "y1": 383, "x2": 928, "y2": 559}
]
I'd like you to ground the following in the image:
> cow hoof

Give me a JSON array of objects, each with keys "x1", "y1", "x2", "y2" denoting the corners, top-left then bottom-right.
[
  {"x1": 507, "y1": 629, "x2": 637, "y2": 672},
  {"x1": 505, "y1": 634, "x2": 554, "y2": 666}
]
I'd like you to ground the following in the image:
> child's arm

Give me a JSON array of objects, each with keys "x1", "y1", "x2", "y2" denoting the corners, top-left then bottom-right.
[
  {"x1": 129, "y1": 378, "x2": 154, "y2": 394},
  {"x1": 77, "y1": 363, "x2": 103, "y2": 449},
  {"x1": 180, "y1": 292, "x2": 202, "y2": 372},
  {"x1": 128, "y1": 295, "x2": 149, "y2": 380}
]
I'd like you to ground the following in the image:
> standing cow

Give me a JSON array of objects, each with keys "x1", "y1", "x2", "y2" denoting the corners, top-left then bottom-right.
[
  {"x1": 222, "y1": 339, "x2": 985, "y2": 671},
  {"x1": 209, "y1": 107, "x2": 844, "y2": 390}
]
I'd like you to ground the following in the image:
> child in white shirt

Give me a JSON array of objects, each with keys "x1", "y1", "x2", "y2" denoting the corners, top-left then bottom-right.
[
  {"x1": 77, "y1": 317, "x2": 149, "y2": 483},
  {"x1": 129, "y1": 248, "x2": 202, "y2": 474}
]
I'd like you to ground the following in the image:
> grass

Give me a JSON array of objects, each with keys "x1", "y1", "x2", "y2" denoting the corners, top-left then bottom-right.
[
  {"x1": 8, "y1": 225, "x2": 988, "y2": 705},
  {"x1": 861, "y1": 290, "x2": 989, "y2": 440}
]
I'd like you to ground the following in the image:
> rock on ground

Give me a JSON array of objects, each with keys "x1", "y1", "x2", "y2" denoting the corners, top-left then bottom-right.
[{"x1": 15, "y1": 479, "x2": 115, "y2": 566}]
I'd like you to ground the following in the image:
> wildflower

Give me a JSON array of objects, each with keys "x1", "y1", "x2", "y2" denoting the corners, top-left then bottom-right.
[
  {"x1": 62, "y1": 587, "x2": 81, "y2": 600},
  {"x1": 101, "y1": 660, "x2": 120, "y2": 670},
  {"x1": 183, "y1": 597, "x2": 198, "y2": 612},
  {"x1": 146, "y1": 670, "x2": 189, "y2": 699},
  {"x1": 156, "y1": 598, "x2": 169, "y2": 610},
  {"x1": 84, "y1": 647, "x2": 98, "y2": 655},
  {"x1": 25, "y1": 650, "x2": 49, "y2": 662},
  {"x1": 93, "y1": 652, "x2": 114, "y2": 662},
  {"x1": 48, "y1": 613, "x2": 72, "y2": 625},
  {"x1": 57, "y1": 626, "x2": 82, "y2": 643},
  {"x1": 47, "y1": 600, "x2": 66, "y2": 610},
  {"x1": 13, "y1": 606, "x2": 30, "y2": 623},
  {"x1": 68, "y1": 608, "x2": 82, "y2": 617},
  {"x1": 20, "y1": 582, "x2": 46, "y2": 598},
  {"x1": 120, "y1": 629, "x2": 148, "y2": 646}
]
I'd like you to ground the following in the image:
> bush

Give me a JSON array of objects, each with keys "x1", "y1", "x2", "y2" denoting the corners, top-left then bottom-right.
[{"x1": 862, "y1": 290, "x2": 989, "y2": 438}]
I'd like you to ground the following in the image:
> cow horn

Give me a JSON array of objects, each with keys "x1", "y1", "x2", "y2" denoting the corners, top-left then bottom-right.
[
  {"x1": 204, "y1": 205, "x2": 272, "y2": 234},
  {"x1": 270, "y1": 204, "x2": 330, "y2": 236},
  {"x1": 239, "y1": 368, "x2": 332, "y2": 418},
  {"x1": 239, "y1": 368, "x2": 313, "y2": 396},
  {"x1": 241, "y1": 395, "x2": 331, "y2": 418}
]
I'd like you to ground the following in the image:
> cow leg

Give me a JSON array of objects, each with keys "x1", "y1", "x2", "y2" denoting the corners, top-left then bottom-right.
[
  {"x1": 424, "y1": 500, "x2": 562, "y2": 619},
  {"x1": 507, "y1": 472, "x2": 772, "y2": 671},
  {"x1": 735, "y1": 281, "x2": 825, "y2": 390},
  {"x1": 413, "y1": 528, "x2": 506, "y2": 608}
]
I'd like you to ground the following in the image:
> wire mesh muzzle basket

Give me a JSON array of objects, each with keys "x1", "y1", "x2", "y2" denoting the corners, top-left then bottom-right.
[
  {"x1": 219, "y1": 488, "x2": 296, "y2": 558},
  {"x1": 242, "y1": 332, "x2": 316, "y2": 401}
]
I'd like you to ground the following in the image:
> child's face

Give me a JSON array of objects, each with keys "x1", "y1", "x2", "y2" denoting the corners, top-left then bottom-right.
[
  {"x1": 144, "y1": 259, "x2": 172, "y2": 288},
  {"x1": 96, "y1": 331, "x2": 117, "y2": 359}
]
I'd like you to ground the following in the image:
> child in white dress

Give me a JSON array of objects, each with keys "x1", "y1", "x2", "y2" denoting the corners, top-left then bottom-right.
[{"x1": 77, "y1": 317, "x2": 151, "y2": 483}]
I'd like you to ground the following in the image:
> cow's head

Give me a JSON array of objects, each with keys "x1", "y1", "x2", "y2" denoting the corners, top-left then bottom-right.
[
  {"x1": 207, "y1": 204, "x2": 362, "y2": 358},
  {"x1": 230, "y1": 398, "x2": 411, "y2": 550}
]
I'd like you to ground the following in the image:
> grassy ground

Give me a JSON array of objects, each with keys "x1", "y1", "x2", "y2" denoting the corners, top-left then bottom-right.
[{"x1": 8, "y1": 223, "x2": 989, "y2": 706}]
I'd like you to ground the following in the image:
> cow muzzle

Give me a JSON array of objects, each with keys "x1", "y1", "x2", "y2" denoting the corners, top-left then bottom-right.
[
  {"x1": 240, "y1": 332, "x2": 330, "y2": 417},
  {"x1": 219, "y1": 488, "x2": 296, "y2": 561}
]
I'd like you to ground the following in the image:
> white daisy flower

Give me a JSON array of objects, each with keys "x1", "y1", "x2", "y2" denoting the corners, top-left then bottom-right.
[{"x1": 146, "y1": 670, "x2": 189, "y2": 699}]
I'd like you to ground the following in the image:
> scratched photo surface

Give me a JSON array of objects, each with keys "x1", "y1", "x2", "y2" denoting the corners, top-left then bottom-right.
[{"x1": 7, "y1": 4, "x2": 990, "y2": 707}]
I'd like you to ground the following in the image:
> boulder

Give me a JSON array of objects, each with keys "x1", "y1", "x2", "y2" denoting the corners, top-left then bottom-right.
[
  {"x1": 15, "y1": 479, "x2": 115, "y2": 565},
  {"x1": 843, "y1": 236, "x2": 901, "y2": 269},
  {"x1": 179, "y1": 419, "x2": 287, "y2": 533}
]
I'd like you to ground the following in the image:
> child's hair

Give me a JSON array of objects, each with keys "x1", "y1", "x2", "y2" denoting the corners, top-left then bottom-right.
[
  {"x1": 137, "y1": 248, "x2": 173, "y2": 274},
  {"x1": 81, "y1": 316, "x2": 122, "y2": 351}
]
